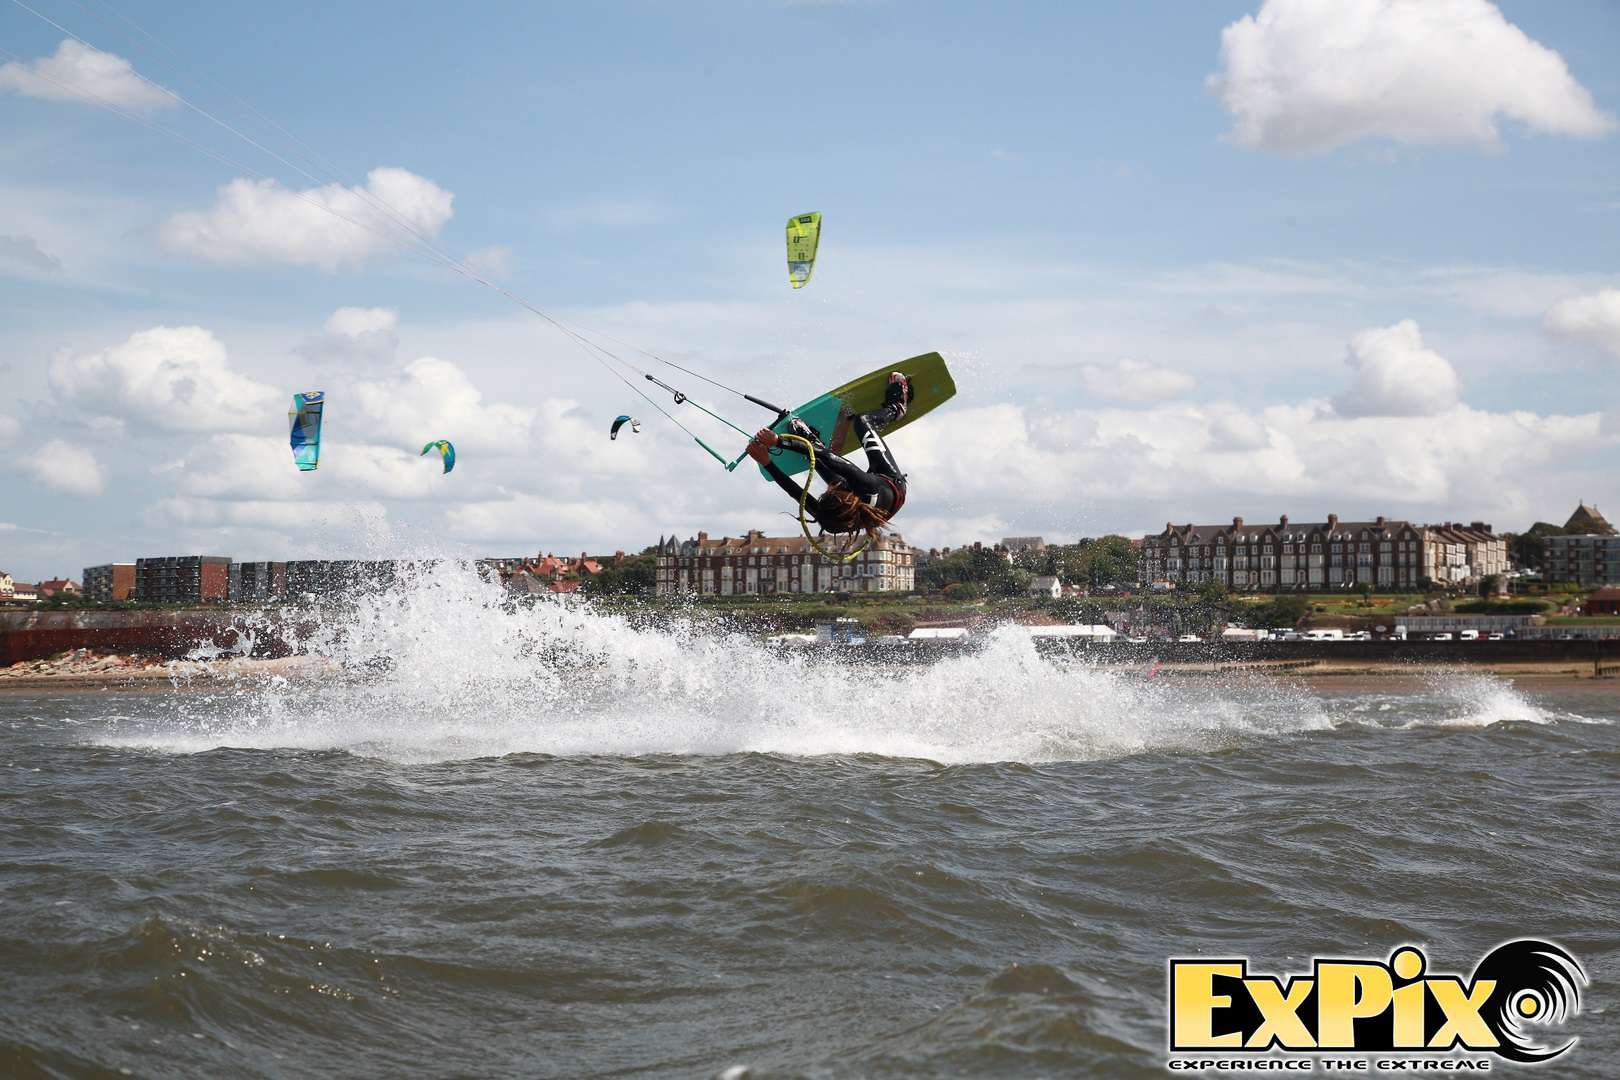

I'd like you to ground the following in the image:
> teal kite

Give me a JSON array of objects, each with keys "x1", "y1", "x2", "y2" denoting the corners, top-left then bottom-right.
[
  {"x1": 609, "y1": 415, "x2": 641, "y2": 440},
  {"x1": 289, "y1": 391, "x2": 325, "y2": 471},
  {"x1": 421, "y1": 439, "x2": 456, "y2": 474}
]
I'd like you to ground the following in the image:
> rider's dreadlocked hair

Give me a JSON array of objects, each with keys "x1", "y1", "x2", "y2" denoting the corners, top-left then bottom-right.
[{"x1": 818, "y1": 484, "x2": 892, "y2": 542}]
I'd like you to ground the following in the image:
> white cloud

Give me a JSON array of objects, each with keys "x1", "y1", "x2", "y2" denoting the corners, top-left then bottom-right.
[
  {"x1": 1078, "y1": 358, "x2": 1194, "y2": 403},
  {"x1": 0, "y1": 233, "x2": 61, "y2": 273},
  {"x1": 0, "y1": 40, "x2": 173, "y2": 113},
  {"x1": 172, "y1": 434, "x2": 456, "y2": 502},
  {"x1": 1331, "y1": 319, "x2": 1459, "y2": 418},
  {"x1": 27, "y1": 439, "x2": 104, "y2": 496},
  {"x1": 301, "y1": 306, "x2": 400, "y2": 366},
  {"x1": 1209, "y1": 0, "x2": 1616, "y2": 153},
  {"x1": 443, "y1": 494, "x2": 638, "y2": 544},
  {"x1": 160, "y1": 168, "x2": 454, "y2": 270},
  {"x1": 352, "y1": 357, "x2": 535, "y2": 454},
  {"x1": 49, "y1": 325, "x2": 280, "y2": 432},
  {"x1": 1210, "y1": 410, "x2": 1271, "y2": 451},
  {"x1": 896, "y1": 398, "x2": 1606, "y2": 541},
  {"x1": 324, "y1": 306, "x2": 397, "y2": 338},
  {"x1": 0, "y1": 414, "x2": 19, "y2": 445},
  {"x1": 1545, "y1": 288, "x2": 1620, "y2": 358},
  {"x1": 463, "y1": 245, "x2": 514, "y2": 279},
  {"x1": 152, "y1": 496, "x2": 388, "y2": 532}
]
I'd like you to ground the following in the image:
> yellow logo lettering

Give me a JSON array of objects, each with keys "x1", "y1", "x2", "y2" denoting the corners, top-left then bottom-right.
[
  {"x1": 1171, "y1": 962, "x2": 1245, "y2": 1049},
  {"x1": 1316, "y1": 962, "x2": 1392, "y2": 1048},
  {"x1": 1428, "y1": 979, "x2": 1498, "y2": 1049},
  {"x1": 1246, "y1": 977, "x2": 1315, "y2": 1048}
]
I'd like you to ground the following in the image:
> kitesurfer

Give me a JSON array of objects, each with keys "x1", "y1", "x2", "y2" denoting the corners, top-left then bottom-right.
[{"x1": 747, "y1": 372, "x2": 911, "y2": 535}]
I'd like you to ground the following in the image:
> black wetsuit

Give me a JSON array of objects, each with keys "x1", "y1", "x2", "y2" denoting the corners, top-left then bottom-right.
[{"x1": 763, "y1": 404, "x2": 907, "y2": 529}]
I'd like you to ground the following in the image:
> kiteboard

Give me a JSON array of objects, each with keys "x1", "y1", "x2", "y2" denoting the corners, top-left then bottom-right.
[{"x1": 756, "y1": 351, "x2": 955, "y2": 479}]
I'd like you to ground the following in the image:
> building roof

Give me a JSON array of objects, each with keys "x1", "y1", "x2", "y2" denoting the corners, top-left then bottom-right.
[
  {"x1": 37, "y1": 578, "x2": 80, "y2": 594},
  {"x1": 1564, "y1": 502, "x2": 1615, "y2": 535},
  {"x1": 1026, "y1": 624, "x2": 1116, "y2": 637},
  {"x1": 547, "y1": 579, "x2": 584, "y2": 594},
  {"x1": 1588, "y1": 587, "x2": 1620, "y2": 602},
  {"x1": 1146, "y1": 514, "x2": 1418, "y2": 544}
]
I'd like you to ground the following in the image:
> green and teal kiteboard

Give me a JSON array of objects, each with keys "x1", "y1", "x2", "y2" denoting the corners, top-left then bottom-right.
[{"x1": 756, "y1": 351, "x2": 956, "y2": 479}]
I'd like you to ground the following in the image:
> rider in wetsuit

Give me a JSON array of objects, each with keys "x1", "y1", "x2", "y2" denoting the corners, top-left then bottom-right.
[{"x1": 746, "y1": 372, "x2": 911, "y2": 535}]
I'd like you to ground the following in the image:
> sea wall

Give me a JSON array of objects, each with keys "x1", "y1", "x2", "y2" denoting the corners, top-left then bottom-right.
[
  {"x1": 0, "y1": 610, "x2": 291, "y2": 666},
  {"x1": 5, "y1": 609, "x2": 1619, "y2": 670},
  {"x1": 794, "y1": 637, "x2": 1620, "y2": 668}
]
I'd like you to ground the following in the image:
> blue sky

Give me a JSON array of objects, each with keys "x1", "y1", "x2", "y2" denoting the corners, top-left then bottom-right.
[{"x1": 2, "y1": 0, "x2": 1619, "y2": 581}]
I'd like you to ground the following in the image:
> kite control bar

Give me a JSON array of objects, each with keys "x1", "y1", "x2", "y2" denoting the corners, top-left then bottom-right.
[{"x1": 744, "y1": 393, "x2": 789, "y2": 422}]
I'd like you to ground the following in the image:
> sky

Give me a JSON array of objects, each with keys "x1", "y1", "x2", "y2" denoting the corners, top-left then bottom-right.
[{"x1": 2, "y1": 0, "x2": 1619, "y2": 582}]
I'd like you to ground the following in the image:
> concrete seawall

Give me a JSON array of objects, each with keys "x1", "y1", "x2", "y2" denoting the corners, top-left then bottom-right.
[
  {"x1": 792, "y1": 637, "x2": 1620, "y2": 669},
  {"x1": 5, "y1": 609, "x2": 1618, "y2": 671},
  {"x1": 0, "y1": 610, "x2": 292, "y2": 667}
]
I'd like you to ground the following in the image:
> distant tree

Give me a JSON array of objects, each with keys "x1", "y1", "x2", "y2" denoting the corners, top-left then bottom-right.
[
  {"x1": 1081, "y1": 535, "x2": 1138, "y2": 589},
  {"x1": 1478, "y1": 574, "x2": 1502, "y2": 598},
  {"x1": 943, "y1": 581, "x2": 985, "y2": 601},
  {"x1": 579, "y1": 555, "x2": 656, "y2": 598},
  {"x1": 1356, "y1": 582, "x2": 1374, "y2": 604},
  {"x1": 988, "y1": 566, "x2": 1033, "y2": 599}
]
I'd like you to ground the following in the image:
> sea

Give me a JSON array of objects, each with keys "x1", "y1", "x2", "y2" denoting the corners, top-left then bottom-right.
[{"x1": 2, "y1": 563, "x2": 1616, "y2": 1078}]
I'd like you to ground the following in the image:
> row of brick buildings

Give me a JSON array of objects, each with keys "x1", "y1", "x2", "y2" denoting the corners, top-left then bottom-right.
[
  {"x1": 72, "y1": 551, "x2": 627, "y2": 604},
  {"x1": 1137, "y1": 514, "x2": 1510, "y2": 592},
  {"x1": 654, "y1": 530, "x2": 916, "y2": 596}
]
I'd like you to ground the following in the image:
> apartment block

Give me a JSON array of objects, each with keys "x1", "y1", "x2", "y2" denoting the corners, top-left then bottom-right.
[
  {"x1": 82, "y1": 563, "x2": 136, "y2": 602},
  {"x1": 1546, "y1": 534, "x2": 1620, "y2": 587},
  {"x1": 134, "y1": 556, "x2": 231, "y2": 603},
  {"x1": 229, "y1": 561, "x2": 287, "y2": 602}
]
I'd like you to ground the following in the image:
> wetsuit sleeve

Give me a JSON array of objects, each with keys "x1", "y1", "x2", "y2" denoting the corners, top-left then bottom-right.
[{"x1": 764, "y1": 462, "x2": 820, "y2": 520}]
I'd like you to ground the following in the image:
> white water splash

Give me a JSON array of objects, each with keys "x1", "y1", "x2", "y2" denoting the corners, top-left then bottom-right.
[{"x1": 90, "y1": 561, "x2": 1353, "y2": 764}]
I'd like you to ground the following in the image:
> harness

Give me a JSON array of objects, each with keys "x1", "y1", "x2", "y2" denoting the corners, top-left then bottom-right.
[{"x1": 878, "y1": 474, "x2": 906, "y2": 516}]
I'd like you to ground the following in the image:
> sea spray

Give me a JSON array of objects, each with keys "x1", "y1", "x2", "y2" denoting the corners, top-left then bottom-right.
[{"x1": 100, "y1": 560, "x2": 1562, "y2": 762}]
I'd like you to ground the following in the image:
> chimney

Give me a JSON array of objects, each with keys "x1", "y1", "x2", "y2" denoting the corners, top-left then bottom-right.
[
  {"x1": 1232, "y1": 516, "x2": 1244, "y2": 529},
  {"x1": 697, "y1": 531, "x2": 708, "y2": 542},
  {"x1": 1376, "y1": 515, "x2": 1385, "y2": 526},
  {"x1": 1279, "y1": 514, "x2": 1288, "y2": 527},
  {"x1": 1327, "y1": 513, "x2": 1339, "y2": 530},
  {"x1": 1166, "y1": 521, "x2": 1173, "y2": 534}
]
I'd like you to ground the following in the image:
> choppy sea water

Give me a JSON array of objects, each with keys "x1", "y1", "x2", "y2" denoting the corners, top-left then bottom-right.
[{"x1": 2, "y1": 567, "x2": 1617, "y2": 1078}]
